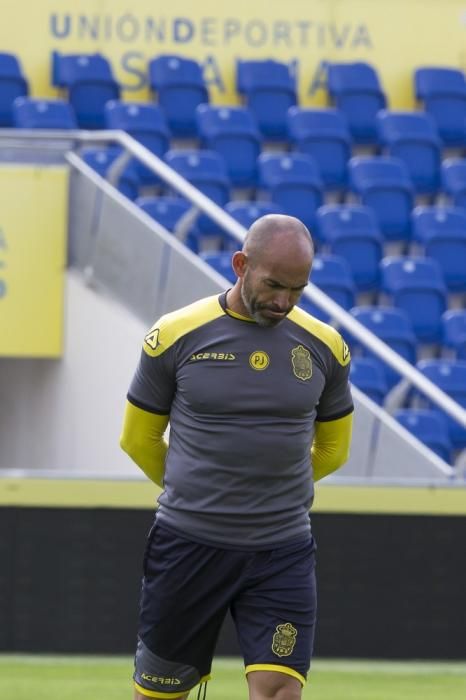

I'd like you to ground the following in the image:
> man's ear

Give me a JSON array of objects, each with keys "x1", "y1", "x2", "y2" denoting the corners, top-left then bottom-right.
[{"x1": 232, "y1": 251, "x2": 247, "y2": 278}]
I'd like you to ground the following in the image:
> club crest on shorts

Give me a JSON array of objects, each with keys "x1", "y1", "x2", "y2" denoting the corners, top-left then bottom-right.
[
  {"x1": 272, "y1": 622, "x2": 298, "y2": 657},
  {"x1": 291, "y1": 345, "x2": 312, "y2": 381}
]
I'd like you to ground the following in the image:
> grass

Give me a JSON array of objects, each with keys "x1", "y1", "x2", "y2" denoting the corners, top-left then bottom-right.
[{"x1": 0, "y1": 655, "x2": 466, "y2": 699}]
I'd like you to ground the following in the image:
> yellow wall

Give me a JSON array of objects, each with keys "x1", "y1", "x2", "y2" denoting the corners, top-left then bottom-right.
[
  {"x1": 1, "y1": 1, "x2": 465, "y2": 107},
  {"x1": 1, "y1": 477, "x2": 465, "y2": 515},
  {"x1": 0, "y1": 166, "x2": 67, "y2": 357}
]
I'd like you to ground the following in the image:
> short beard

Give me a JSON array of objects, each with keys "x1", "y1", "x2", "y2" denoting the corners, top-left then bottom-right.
[{"x1": 240, "y1": 284, "x2": 282, "y2": 327}]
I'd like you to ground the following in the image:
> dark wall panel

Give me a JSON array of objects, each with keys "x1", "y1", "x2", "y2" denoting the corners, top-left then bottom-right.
[{"x1": 0, "y1": 507, "x2": 465, "y2": 658}]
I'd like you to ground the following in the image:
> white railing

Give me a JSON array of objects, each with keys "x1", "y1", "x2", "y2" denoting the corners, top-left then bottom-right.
[{"x1": 1, "y1": 127, "x2": 465, "y2": 432}]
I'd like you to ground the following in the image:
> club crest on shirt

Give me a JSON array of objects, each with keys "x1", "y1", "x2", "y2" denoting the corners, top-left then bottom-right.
[
  {"x1": 272, "y1": 622, "x2": 297, "y2": 657},
  {"x1": 291, "y1": 345, "x2": 312, "y2": 381}
]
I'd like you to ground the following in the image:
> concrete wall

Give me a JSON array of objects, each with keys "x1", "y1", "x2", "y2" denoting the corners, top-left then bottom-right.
[{"x1": 0, "y1": 272, "x2": 146, "y2": 475}]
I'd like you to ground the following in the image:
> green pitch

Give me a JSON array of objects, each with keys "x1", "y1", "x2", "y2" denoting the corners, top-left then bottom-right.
[{"x1": 1, "y1": 656, "x2": 466, "y2": 699}]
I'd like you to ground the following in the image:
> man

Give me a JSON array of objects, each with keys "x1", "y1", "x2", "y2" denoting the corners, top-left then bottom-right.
[{"x1": 120, "y1": 214, "x2": 353, "y2": 700}]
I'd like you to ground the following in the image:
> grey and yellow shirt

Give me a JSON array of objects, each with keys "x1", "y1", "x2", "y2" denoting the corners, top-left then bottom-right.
[{"x1": 128, "y1": 292, "x2": 353, "y2": 548}]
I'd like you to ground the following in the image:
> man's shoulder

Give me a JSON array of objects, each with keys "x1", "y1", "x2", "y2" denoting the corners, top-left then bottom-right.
[
  {"x1": 288, "y1": 306, "x2": 351, "y2": 367},
  {"x1": 143, "y1": 295, "x2": 224, "y2": 357}
]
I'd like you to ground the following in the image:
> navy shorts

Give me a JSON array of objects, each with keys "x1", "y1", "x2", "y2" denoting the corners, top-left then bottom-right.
[{"x1": 134, "y1": 519, "x2": 317, "y2": 697}]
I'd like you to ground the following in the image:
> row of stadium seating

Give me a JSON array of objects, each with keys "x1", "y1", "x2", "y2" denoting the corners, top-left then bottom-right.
[
  {"x1": 9, "y1": 94, "x2": 466, "y2": 201},
  {"x1": 2, "y1": 51, "x2": 466, "y2": 149}
]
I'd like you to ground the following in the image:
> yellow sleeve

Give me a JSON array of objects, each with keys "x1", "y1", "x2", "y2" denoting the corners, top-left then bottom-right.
[
  {"x1": 311, "y1": 412, "x2": 353, "y2": 482},
  {"x1": 119, "y1": 400, "x2": 169, "y2": 487}
]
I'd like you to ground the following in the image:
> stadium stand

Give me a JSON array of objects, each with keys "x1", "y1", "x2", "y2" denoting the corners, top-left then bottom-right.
[
  {"x1": 81, "y1": 146, "x2": 140, "y2": 200},
  {"x1": 2, "y1": 44, "x2": 464, "y2": 475},
  {"x1": 349, "y1": 305, "x2": 417, "y2": 389},
  {"x1": 224, "y1": 201, "x2": 283, "y2": 249},
  {"x1": 148, "y1": 55, "x2": 209, "y2": 138},
  {"x1": 376, "y1": 110, "x2": 442, "y2": 195},
  {"x1": 414, "y1": 66, "x2": 466, "y2": 147},
  {"x1": 326, "y1": 61, "x2": 387, "y2": 145},
  {"x1": 136, "y1": 195, "x2": 199, "y2": 251},
  {"x1": 198, "y1": 251, "x2": 237, "y2": 283},
  {"x1": 411, "y1": 206, "x2": 466, "y2": 292},
  {"x1": 225, "y1": 201, "x2": 284, "y2": 228},
  {"x1": 257, "y1": 152, "x2": 324, "y2": 230},
  {"x1": 52, "y1": 52, "x2": 120, "y2": 129},
  {"x1": 104, "y1": 101, "x2": 170, "y2": 186},
  {"x1": 415, "y1": 359, "x2": 466, "y2": 450},
  {"x1": 441, "y1": 158, "x2": 466, "y2": 210},
  {"x1": 236, "y1": 59, "x2": 297, "y2": 141},
  {"x1": 287, "y1": 106, "x2": 352, "y2": 192},
  {"x1": 299, "y1": 253, "x2": 356, "y2": 321},
  {"x1": 316, "y1": 204, "x2": 383, "y2": 292},
  {"x1": 394, "y1": 408, "x2": 453, "y2": 462},
  {"x1": 380, "y1": 256, "x2": 448, "y2": 344},
  {"x1": 348, "y1": 156, "x2": 414, "y2": 243},
  {"x1": 0, "y1": 51, "x2": 28, "y2": 126},
  {"x1": 12, "y1": 97, "x2": 77, "y2": 129},
  {"x1": 442, "y1": 309, "x2": 466, "y2": 359},
  {"x1": 196, "y1": 104, "x2": 262, "y2": 187},
  {"x1": 164, "y1": 148, "x2": 231, "y2": 241},
  {"x1": 349, "y1": 356, "x2": 389, "y2": 405}
]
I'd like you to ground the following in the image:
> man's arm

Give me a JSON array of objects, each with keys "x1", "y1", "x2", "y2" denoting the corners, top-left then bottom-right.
[
  {"x1": 311, "y1": 412, "x2": 353, "y2": 482},
  {"x1": 120, "y1": 400, "x2": 169, "y2": 487}
]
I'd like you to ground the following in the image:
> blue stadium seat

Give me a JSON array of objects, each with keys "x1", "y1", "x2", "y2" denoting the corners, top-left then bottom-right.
[
  {"x1": 104, "y1": 101, "x2": 170, "y2": 185},
  {"x1": 442, "y1": 309, "x2": 466, "y2": 360},
  {"x1": 414, "y1": 66, "x2": 466, "y2": 147},
  {"x1": 349, "y1": 357, "x2": 388, "y2": 405},
  {"x1": 0, "y1": 51, "x2": 28, "y2": 126},
  {"x1": 198, "y1": 251, "x2": 236, "y2": 284},
  {"x1": 12, "y1": 97, "x2": 77, "y2": 129},
  {"x1": 287, "y1": 107, "x2": 351, "y2": 191},
  {"x1": 411, "y1": 206, "x2": 466, "y2": 292},
  {"x1": 326, "y1": 61, "x2": 387, "y2": 144},
  {"x1": 164, "y1": 149, "x2": 231, "y2": 238},
  {"x1": 394, "y1": 409, "x2": 452, "y2": 462},
  {"x1": 236, "y1": 59, "x2": 297, "y2": 141},
  {"x1": 380, "y1": 256, "x2": 448, "y2": 343},
  {"x1": 196, "y1": 105, "x2": 262, "y2": 187},
  {"x1": 53, "y1": 52, "x2": 120, "y2": 129},
  {"x1": 416, "y1": 359, "x2": 466, "y2": 450},
  {"x1": 149, "y1": 55, "x2": 209, "y2": 137},
  {"x1": 441, "y1": 158, "x2": 466, "y2": 211},
  {"x1": 81, "y1": 147, "x2": 140, "y2": 200},
  {"x1": 225, "y1": 201, "x2": 284, "y2": 228},
  {"x1": 300, "y1": 253, "x2": 356, "y2": 321},
  {"x1": 316, "y1": 204, "x2": 383, "y2": 291},
  {"x1": 376, "y1": 110, "x2": 442, "y2": 195},
  {"x1": 350, "y1": 305, "x2": 417, "y2": 388},
  {"x1": 224, "y1": 201, "x2": 283, "y2": 249},
  {"x1": 348, "y1": 156, "x2": 414, "y2": 243},
  {"x1": 257, "y1": 153, "x2": 324, "y2": 230},
  {"x1": 136, "y1": 196, "x2": 199, "y2": 252}
]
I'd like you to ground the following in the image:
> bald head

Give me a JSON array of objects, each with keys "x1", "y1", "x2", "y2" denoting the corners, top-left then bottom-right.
[
  {"x1": 227, "y1": 214, "x2": 314, "y2": 326},
  {"x1": 243, "y1": 214, "x2": 314, "y2": 267}
]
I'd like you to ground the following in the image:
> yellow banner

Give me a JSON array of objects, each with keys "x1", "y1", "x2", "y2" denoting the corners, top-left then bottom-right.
[
  {"x1": 0, "y1": 166, "x2": 67, "y2": 357},
  {"x1": 0, "y1": 1, "x2": 465, "y2": 107}
]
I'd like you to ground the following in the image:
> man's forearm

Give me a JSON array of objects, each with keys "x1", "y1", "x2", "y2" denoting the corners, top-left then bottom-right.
[
  {"x1": 120, "y1": 400, "x2": 169, "y2": 487},
  {"x1": 311, "y1": 412, "x2": 353, "y2": 482}
]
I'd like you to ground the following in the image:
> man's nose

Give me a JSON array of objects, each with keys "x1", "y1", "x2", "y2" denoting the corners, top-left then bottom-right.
[{"x1": 272, "y1": 289, "x2": 291, "y2": 309}]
